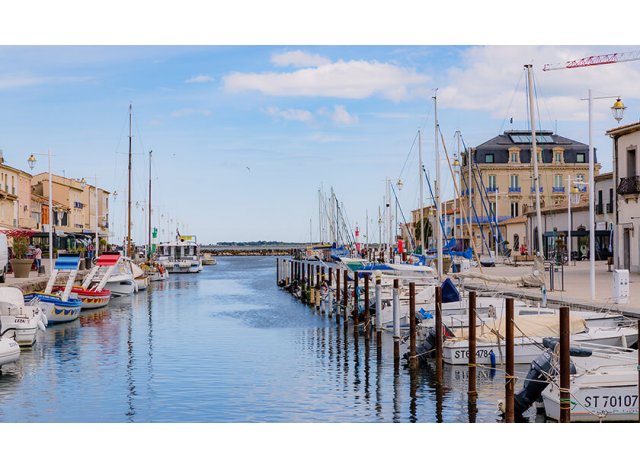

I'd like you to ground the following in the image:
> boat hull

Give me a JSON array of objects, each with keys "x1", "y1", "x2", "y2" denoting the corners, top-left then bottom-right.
[
  {"x1": 0, "y1": 337, "x2": 20, "y2": 367},
  {"x1": 105, "y1": 279, "x2": 136, "y2": 297},
  {"x1": 53, "y1": 287, "x2": 111, "y2": 310},
  {"x1": 0, "y1": 315, "x2": 39, "y2": 347},
  {"x1": 23, "y1": 293, "x2": 82, "y2": 324}
]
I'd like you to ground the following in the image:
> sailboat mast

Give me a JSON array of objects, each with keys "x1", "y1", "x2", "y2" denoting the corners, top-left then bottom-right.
[
  {"x1": 419, "y1": 129, "x2": 425, "y2": 254},
  {"x1": 148, "y1": 150, "x2": 152, "y2": 260},
  {"x1": 434, "y1": 92, "x2": 442, "y2": 278},
  {"x1": 526, "y1": 65, "x2": 544, "y2": 256},
  {"x1": 127, "y1": 104, "x2": 133, "y2": 259}
]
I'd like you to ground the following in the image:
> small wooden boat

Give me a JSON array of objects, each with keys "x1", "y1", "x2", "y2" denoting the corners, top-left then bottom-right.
[
  {"x1": 53, "y1": 286, "x2": 111, "y2": 310},
  {"x1": 24, "y1": 254, "x2": 83, "y2": 324}
]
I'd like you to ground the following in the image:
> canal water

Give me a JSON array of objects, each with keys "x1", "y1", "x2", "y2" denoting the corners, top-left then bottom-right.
[{"x1": 0, "y1": 256, "x2": 529, "y2": 423}]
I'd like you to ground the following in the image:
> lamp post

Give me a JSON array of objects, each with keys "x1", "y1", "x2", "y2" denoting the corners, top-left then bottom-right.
[
  {"x1": 583, "y1": 92, "x2": 625, "y2": 301},
  {"x1": 79, "y1": 176, "x2": 100, "y2": 259},
  {"x1": 28, "y1": 151, "x2": 53, "y2": 274},
  {"x1": 567, "y1": 175, "x2": 582, "y2": 266}
]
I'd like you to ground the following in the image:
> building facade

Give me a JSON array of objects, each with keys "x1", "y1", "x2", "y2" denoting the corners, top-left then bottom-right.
[
  {"x1": 608, "y1": 121, "x2": 640, "y2": 272},
  {"x1": 458, "y1": 129, "x2": 597, "y2": 256}
]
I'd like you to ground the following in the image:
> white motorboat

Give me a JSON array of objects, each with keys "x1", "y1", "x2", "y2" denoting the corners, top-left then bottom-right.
[
  {"x1": 432, "y1": 316, "x2": 638, "y2": 365},
  {"x1": 515, "y1": 341, "x2": 639, "y2": 422},
  {"x1": 104, "y1": 256, "x2": 136, "y2": 296},
  {"x1": 0, "y1": 330, "x2": 20, "y2": 369},
  {"x1": 157, "y1": 235, "x2": 203, "y2": 274},
  {"x1": 201, "y1": 252, "x2": 217, "y2": 266},
  {"x1": 0, "y1": 287, "x2": 47, "y2": 347}
]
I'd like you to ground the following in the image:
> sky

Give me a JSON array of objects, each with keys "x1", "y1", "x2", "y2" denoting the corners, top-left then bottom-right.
[{"x1": 1, "y1": 6, "x2": 639, "y2": 246}]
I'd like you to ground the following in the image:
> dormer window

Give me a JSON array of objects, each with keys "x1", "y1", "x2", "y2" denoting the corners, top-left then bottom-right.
[
  {"x1": 576, "y1": 153, "x2": 586, "y2": 163},
  {"x1": 485, "y1": 153, "x2": 494, "y2": 163}
]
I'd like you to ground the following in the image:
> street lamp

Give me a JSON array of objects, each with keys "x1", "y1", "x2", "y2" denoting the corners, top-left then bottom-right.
[
  {"x1": 79, "y1": 176, "x2": 100, "y2": 258},
  {"x1": 28, "y1": 151, "x2": 53, "y2": 274},
  {"x1": 566, "y1": 175, "x2": 583, "y2": 265},
  {"x1": 584, "y1": 91, "x2": 625, "y2": 301}
]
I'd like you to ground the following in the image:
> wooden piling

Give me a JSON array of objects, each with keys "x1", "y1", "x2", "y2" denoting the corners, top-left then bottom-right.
[
  {"x1": 316, "y1": 270, "x2": 321, "y2": 312},
  {"x1": 301, "y1": 263, "x2": 306, "y2": 304},
  {"x1": 276, "y1": 258, "x2": 280, "y2": 285},
  {"x1": 559, "y1": 306, "x2": 571, "y2": 423},
  {"x1": 335, "y1": 268, "x2": 341, "y2": 324},
  {"x1": 435, "y1": 285, "x2": 443, "y2": 383},
  {"x1": 343, "y1": 269, "x2": 348, "y2": 321},
  {"x1": 353, "y1": 271, "x2": 359, "y2": 330},
  {"x1": 363, "y1": 273, "x2": 370, "y2": 337},
  {"x1": 375, "y1": 277, "x2": 382, "y2": 351},
  {"x1": 505, "y1": 297, "x2": 515, "y2": 423},
  {"x1": 328, "y1": 267, "x2": 332, "y2": 285},
  {"x1": 409, "y1": 281, "x2": 416, "y2": 369},
  {"x1": 468, "y1": 291, "x2": 477, "y2": 404},
  {"x1": 393, "y1": 278, "x2": 400, "y2": 363}
]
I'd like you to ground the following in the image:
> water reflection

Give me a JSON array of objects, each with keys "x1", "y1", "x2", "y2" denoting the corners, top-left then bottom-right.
[{"x1": 0, "y1": 256, "x2": 530, "y2": 423}]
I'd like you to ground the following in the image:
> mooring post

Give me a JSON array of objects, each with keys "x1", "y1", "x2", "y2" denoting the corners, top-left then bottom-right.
[
  {"x1": 363, "y1": 273, "x2": 370, "y2": 337},
  {"x1": 320, "y1": 267, "x2": 325, "y2": 314},
  {"x1": 343, "y1": 270, "x2": 348, "y2": 321},
  {"x1": 375, "y1": 275, "x2": 382, "y2": 350},
  {"x1": 328, "y1": 267, "x2": 332, "y2": 286},
  {"x1": 468, "y1": 291, "x2": 477, "y2": 403},
  {"x1": 353, "y1": 271, "x2": 359, "y2": 331},
  {"x1": 409, "y1": 281, "x2": 416, "y2": 369},
  {"x1": 393, "y1": 278, "x2": 400, "y2": 363},
  {"x1": 285, "y1": 260, "x2": 290, "y2": 287},
  {"x1": 335, "y1": 269, "x2": 341, "y2": 324},
  {"x1": 505, "y1": 297, "x2": 515, "y2": 423},
  {"x1": 560, "y1": 306, "x2": 571, "y2": 423},
  {"x1": 301, "y1": 263, "x2": 306, "y2": 304},
  {"x1": 435, "y1": 285, "x2": 443, "y2": 384},
  {"x1": 316, "y1": 269, "x2": 321, "y2": 312},
  {"x1": 276, "y1": 258, "x2": 280, "y2": 285}
]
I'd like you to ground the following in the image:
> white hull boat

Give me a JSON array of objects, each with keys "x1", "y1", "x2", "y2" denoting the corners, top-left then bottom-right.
[
  {"x1": 0, "y1": 335, "x2": 20, "y2": 368},
  {"x1": 105, "y1": 275, "x2": 136, "y2": 296},
  {"x1": 0, "y1": 287, "x2": 47, "y2": 347}
]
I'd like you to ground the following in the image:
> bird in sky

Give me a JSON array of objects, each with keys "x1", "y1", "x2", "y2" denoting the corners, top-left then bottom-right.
[{"x1": 246, "y1": 166, "x2": 250, "y2": 172}]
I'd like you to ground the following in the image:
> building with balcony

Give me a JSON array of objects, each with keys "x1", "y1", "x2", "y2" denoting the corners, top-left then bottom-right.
[
  {"x1": 607, "y1": 121, "x2": 640, "y2": 272},
  {"x1": 459, "y1": 129, "x2": 596, "y2": 256},
  {"x1": 0, "y1": 153, "x2": 33, "y2": 230}
]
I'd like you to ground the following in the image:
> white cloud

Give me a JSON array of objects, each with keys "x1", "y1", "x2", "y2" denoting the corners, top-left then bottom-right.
[
  {"x1": 438, "y1": 46, "x2": 640, "y2": 122},
  {"x1": 223, "y1": 59, "x2": 429, "y2": 102},
  {"x1": 271, "y1": 50, "x2": 331, "y2": 68},
  {"x1": 185, "y1": 74, "x2": 214, "y2": 84},
  {"x1": 171, "y1": 108, "x2": 212, "y2": 118},
  {"x1": 264, "y1": 107, "x2": 314, "y2": 122},
  {"x1": 318, "y1": 105, "x2": 358, "y2": 125}
]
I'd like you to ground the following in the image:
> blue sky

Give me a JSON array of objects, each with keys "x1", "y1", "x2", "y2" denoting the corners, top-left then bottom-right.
[{"x1": 1, "y1": 29, "x2": 639, "y2": 245}]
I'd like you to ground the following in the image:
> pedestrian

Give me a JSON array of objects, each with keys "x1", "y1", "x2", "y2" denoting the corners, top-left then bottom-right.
[
  {"x1": 87, "y1": 243, "x2": 94, "y2": 260},
  {"x1": 34, "y1": 245, "x2": 42, "y2": 272}
]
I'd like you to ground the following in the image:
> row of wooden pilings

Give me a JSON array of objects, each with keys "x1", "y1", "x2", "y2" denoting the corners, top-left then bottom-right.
[{"x1": 276, "y1": 257, "x2": 579, "y2": 423}]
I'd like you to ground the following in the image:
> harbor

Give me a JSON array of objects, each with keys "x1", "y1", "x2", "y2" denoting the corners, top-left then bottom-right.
[{"x1": 1, "y1": 27, "x2": 640, "y2": 470}]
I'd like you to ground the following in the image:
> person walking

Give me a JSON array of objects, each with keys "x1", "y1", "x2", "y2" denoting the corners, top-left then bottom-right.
[{"x1": 34, "y1": 245, "x2": 42, "y2": 274}]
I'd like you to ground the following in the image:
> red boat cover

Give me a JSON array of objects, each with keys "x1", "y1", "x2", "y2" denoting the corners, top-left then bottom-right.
[{"x1": 96, "y1": 253, "x2": 120, "y2": 266}]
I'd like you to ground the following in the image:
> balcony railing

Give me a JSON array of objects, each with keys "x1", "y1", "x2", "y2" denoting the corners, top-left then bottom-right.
[
  {"x1": 530, "y1": 186, "x2": 544, "y2": 193},
  {"x1": 552, "y1": 186, "x2": 565, "y2": 193},
  {"x1": 617, "y1": 176, "x2": 640, "y2": 196},
  {"x1": 74, "y1": 201, "x2": 84, "y2": 209},
  {"x1": 606, "y1": 202, "x2": 613, "y2": 213},
  {"x1": 486, "y1": 186, "x2": 498, "y2": 193},
  {"x1": 508, "y1": 187, "x2": 521, "y2": 193}
]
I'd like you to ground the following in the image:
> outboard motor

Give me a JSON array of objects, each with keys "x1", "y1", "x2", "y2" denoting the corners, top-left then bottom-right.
[
  {"x1": 513, "y1": 337, "x2": 590, "y2": 417},
  {"x1": 402, "y1": 326, "x2": 437, "y2": 362}
]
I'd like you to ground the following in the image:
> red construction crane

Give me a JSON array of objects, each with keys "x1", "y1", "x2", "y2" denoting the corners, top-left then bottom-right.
[{"x1": 543, "y1": 50, "x2": 640, "y2": 71}]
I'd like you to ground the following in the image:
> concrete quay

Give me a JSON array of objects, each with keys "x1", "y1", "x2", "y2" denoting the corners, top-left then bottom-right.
[
  {"x1": 2, "y1": 258, "x2": 90, "y2": 293},
  {"x1": 460, "y1": 259, "x2": 640, "y2": 319}
]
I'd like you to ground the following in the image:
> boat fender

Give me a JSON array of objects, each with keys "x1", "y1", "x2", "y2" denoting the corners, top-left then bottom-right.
[
  {"x1": 37, "y1": 320, "x2": 46, "y2": 332},
  {"x1": 39, "y1": 310, "x2": 48, "y2": 326},
  {"x1": 489, "y1": 350, "x2": 496, "y2": 369}
]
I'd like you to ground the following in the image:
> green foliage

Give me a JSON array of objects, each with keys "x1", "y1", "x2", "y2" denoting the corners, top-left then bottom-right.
[
  {"x1": 12, "y1": 236, "x2": 29, "y2": 259},
  {"x1": 413, "y1": 218, "x2": 432, "y2": 244}
]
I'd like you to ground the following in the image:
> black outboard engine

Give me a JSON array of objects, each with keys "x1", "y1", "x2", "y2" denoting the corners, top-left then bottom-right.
[
  {"x1": 402, "y1": 326, "x2": 437, "y2": 362},
  {"x1": 513, "y1": 338, "x2": 589, "y2": 417}
]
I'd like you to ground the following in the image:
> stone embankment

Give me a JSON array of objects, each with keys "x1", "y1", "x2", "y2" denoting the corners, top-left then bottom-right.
[
  {"x1": 202, "y1": 249, "x2": 296, "y2": 257},
  {"x1": 4, "y1": 269, "x2": 91, "y2": 293}
]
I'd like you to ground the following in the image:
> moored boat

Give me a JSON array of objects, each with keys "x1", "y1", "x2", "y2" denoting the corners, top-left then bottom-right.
[
  {"x1": 24, "y1": 254, "x2": 83, "y2": 324},
  {"x1": 0, "y1": 287, "x2": 47, "y2": 346},
  {"x1": 0, "y1": 330, "x2": 20, "y2": 368},
  {"x1": 157, "y1": 235, "x2": 203, "y2": 273}
]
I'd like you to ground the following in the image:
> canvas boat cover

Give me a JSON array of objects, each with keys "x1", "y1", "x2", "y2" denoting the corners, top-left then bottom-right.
[
  {"x1": 449, "y1": 314, "x2": 587, "y2": 343},
  {"x1": 451, "y1": 255, "x2": 546, "y2": 288}
]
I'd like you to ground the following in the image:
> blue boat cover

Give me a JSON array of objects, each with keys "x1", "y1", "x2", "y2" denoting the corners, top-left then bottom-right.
[
  {"x1": 441, "y1": 278, "x2": 460, "y2": 303},
  {"x1": 54, "y1": 254, "x2": 81, "y2": 271}
]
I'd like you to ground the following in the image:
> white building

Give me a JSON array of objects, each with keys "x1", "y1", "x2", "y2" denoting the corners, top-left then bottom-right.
[{"x1": 608, "y1": 122, "x2": 640, "y2": 271}]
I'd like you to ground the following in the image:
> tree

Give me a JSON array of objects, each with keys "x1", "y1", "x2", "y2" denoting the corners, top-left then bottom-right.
[{"x1": 413, "y1": 218, "x2": 432, "y2": 252}]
